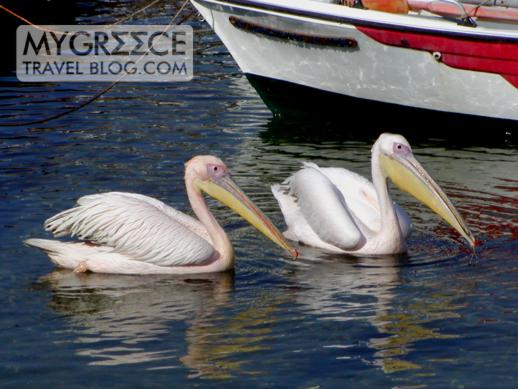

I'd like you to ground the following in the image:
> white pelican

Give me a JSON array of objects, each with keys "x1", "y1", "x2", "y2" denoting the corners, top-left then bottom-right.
[
  {"x1": 272, "y1": 133, "x2": 475, "y2": 255},
  {"x1": 25, "y1": 155, "x2": 297, "y2": 274}
]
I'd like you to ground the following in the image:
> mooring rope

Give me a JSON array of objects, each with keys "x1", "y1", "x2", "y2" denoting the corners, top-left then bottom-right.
[
  {"x1": 0, "y1": 0, "x2": 192, "y2": 127},
  {"x1": 0, "y1": 0, "x2": 165, "y2": 35}
]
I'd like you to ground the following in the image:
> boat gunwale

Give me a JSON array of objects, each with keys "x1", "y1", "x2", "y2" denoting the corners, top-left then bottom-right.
[{"x1": 193, "y1": 0, "x2": 518, "y2": 42}]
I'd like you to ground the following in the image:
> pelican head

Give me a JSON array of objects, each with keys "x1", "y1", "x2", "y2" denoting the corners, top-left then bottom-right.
[
  {"x1": 374, "y1": 133, "x2": 475, "y2": 247},
  {"x1": 185, "y1": 155, "x2": 298, "y2": 257}
]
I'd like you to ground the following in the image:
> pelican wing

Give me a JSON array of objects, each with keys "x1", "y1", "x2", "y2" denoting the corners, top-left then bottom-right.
[
  {"x1": 44, "y1": 192, "x2": 215, "y2": 266},
  {"x1": 311, "y1": 164, "x2": 412, "y2": 239},
  {"x1": 273, "y1": 164, "x2": 363, "y2": 251}
]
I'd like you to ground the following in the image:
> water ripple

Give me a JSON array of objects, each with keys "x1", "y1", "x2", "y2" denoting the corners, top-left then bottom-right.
[{"x1": 0, "y1": 1, "x2": 517, "y2": 387}]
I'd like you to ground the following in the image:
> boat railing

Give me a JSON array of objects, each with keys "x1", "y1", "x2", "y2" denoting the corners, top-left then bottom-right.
[
  {"x1": 329, "y1": 0, "x2": 518, "y2": 25},
  {"x1": 424, "y1": 0, "x2": 477, "y2": 26}
]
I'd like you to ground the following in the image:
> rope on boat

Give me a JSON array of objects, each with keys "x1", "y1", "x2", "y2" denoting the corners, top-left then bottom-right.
[
  {"x1": 112, "y1": 0, "x2": 165, "y2": 25},
  {"x1": 0, "y1": 0, "x2": 165, "y2": 35},
  {"x1": 470, "y1": 0, "x2": 493, "y2": 17},
  {"x1": 0, "y1": 0, "x2": 192, "y2": 127}
]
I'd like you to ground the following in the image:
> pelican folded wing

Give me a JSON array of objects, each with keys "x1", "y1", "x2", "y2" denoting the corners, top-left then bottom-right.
[
  {"x1": 288, "y1": 166, "x2": 363, "y2": 250},
  {"x1": 44, "y1": 192, "x2": 215, "y2": 267}
]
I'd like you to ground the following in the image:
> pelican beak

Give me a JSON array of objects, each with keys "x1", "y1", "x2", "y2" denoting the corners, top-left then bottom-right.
[
  {"x1": 196, "y1": 175, "x2": 298, "y2": 258},
  {"x1": 380, "y1": 153, "x2": 475, "y2": 247}
]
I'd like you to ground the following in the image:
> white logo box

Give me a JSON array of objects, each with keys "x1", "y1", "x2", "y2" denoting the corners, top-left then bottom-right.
[{"x1": 17, "y1": 25, "x2": 193, "y2": 82}]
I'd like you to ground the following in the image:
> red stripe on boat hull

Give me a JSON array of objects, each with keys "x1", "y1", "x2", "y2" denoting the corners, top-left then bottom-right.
[
  {"x1": 443, "y1": 53, "x2": 518, "y2": 76},
  {"x1": 503, "y1": 75, "x2": 518, "y2": 88},
  {"x1": 357, "y1": 25, "x2": 518, "y2": 88}
]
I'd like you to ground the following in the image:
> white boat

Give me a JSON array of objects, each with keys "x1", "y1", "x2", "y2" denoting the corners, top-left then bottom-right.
[{"x1": 190, "y1": 0, "x2": 518, "y2": 121}]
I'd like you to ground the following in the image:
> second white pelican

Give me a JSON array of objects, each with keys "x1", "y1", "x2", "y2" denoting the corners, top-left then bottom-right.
[
  {"x1": 272, "y1": 133, "x2": 475, "y2": 255},
  {"x1": 25, "y1": 155, "x2": 297, "y2": 274}
]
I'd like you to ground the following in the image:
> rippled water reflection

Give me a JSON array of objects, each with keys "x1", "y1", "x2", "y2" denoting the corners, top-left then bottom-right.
[{"x1": 1, "y1": 1, "x2": 517, "y2": 387}]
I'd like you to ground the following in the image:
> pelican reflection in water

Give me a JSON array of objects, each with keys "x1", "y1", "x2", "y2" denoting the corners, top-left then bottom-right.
[
  {"x1": 39, "y1": 270, "x2": 288, "y2": 378},
  {"x1": 290, "y1": 249, "x2": 462, "y2": 374},
  {"x1": 39, "y1": 271, "x2": 233, "y2": 368},
  {"x1": 273, "y1": 133, "x2": 475, "y2": 254},
  {"x1": 26, "y1": 155, "x2": 296, "y2": 275},
  {"x1": 39, "y1": 252, "x2": 463, "y2": 377}
]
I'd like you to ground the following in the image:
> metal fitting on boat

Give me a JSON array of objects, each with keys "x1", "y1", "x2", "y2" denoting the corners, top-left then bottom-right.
[{"x1": 432, "y1": 51, "x2": 442, "y2": 61}]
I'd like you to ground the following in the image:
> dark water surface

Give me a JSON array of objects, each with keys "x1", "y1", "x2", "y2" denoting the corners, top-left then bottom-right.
[{"x1": 1, "y1": 1, "x2": 517, "y2": 387}]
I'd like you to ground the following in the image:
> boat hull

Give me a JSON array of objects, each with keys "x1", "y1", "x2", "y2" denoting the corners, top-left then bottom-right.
[{"x1": 192, "y1": 0, "x2": 518, "y2": 121}]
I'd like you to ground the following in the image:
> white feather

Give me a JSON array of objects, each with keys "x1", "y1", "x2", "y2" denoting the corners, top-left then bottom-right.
[
  {"x1": 272, "y1": 162, "x2": 412, "y2": 253},
  {"x1": 273, "y1": 164, "x2": 363, "y2": 251},
  {"x1": 309, "y1": 164, "x2": 412, "y2": 238},
  {"x1": 23, "y1": 239, "x2": 216, "y2": 275},
  {"x1": 271, "y1": 184, "x2": 344, "y2": 253},
  {"x1": 43, "y1": 192, "x2": 215, "y2": 267}
]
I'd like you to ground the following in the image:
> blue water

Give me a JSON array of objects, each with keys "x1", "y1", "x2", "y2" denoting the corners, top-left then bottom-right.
[{"x1": 1, "y1": 1, "x2": 517, "y2": 387}]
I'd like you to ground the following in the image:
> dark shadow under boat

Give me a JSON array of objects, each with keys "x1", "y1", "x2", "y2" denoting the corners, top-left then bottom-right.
[{"x1": 248, "y1": 74, "x2": 517, "y2": 147}]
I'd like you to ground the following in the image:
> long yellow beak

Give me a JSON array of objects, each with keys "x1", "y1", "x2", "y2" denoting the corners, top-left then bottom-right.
[
  {"x1": 380, "y1": 153, "x2": 475, "y2": 247},
  {"x1": 196, "y1": 175, "x2": 298, "y2": 258}
]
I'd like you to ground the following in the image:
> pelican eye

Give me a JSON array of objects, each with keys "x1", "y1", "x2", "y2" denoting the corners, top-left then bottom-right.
[
  {"x1": 393, "y1": 142, "x2": 411, "y2": 155},
  {"x1": 207, "y1": 163, "x2": 226, "y2": 179}
]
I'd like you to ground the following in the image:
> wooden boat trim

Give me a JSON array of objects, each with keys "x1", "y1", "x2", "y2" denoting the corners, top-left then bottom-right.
[{"x1": 229, "y1": 16, "x2": 359, "y2": 48}]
